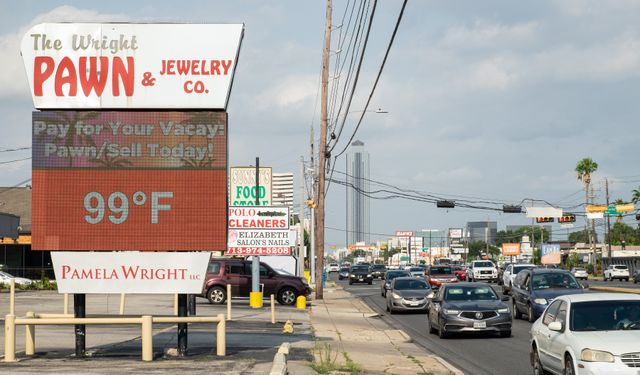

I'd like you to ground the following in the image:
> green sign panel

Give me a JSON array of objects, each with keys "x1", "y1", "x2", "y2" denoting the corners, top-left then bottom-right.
[{"x1": 400, "y1": 256, "x2": 410, "y2": 261}]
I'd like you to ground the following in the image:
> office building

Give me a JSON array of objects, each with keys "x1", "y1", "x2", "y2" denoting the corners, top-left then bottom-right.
[
  {"x1": 272, "y1": 172, "x2": 293, "y2": 209},
  {"x1": 465, "y1": 221, "x2": 498, "y2": 245},
  {"x1": 346, "y1": 140, "x2": 370, "y2": 245}
]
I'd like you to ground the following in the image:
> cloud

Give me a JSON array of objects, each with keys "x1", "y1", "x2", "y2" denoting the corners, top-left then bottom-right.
[
  {"x1": 255, "y1": 74, "x2": 318, "y2": 109},
  {"x1": 441, "y1": 20, "x2": 539, "y2": 49},
  {"x1": 0, "y1": 6, "x2": 129, "y2": 98}
]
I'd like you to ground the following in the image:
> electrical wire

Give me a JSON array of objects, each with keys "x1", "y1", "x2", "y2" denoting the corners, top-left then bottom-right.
[
  {"x1": 0, "y1": 157, "x2": 32, "y2": 165},
  {"x1": 0, "y1": 147, "x2": 31, "y2": 153}
]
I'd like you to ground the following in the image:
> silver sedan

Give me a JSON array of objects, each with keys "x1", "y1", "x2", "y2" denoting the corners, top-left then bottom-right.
[{"x1": 386, "y1": 277, "x2": 434, "y2": 314}]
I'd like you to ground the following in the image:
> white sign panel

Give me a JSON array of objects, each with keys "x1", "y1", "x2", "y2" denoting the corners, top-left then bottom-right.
[
  {"x1": 21, "y1": 23, "x2": 243, "y2": 109},
  {"x1": 227, "y1": 229, "x2": 292, "y2": 255},
  {"x1": 525, "y1": 206, "x2": 563, "y2": 218},
  {"x1": 229, "y1": 167, "x2": 272, "y2": 206},
  {"x1": 228, "y1": 206, "x2": 289, "y2": 229},
  {"x1": 51, "y1": 252, "x2": 210, "y2": 293},
  {"x1": 448, "y1": 228, "x2": 463, "y2": 239}
]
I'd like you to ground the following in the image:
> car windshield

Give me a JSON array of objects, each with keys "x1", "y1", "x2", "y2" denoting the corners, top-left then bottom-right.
[
  {"x1": 614, "y1": 265, "x2": 628, "y2": 270},
  {"x1": 513, "y1": 265, "x2": 533, "y2": 273},
  {"x1": 329, "y1": 263, "x2": 338, "y2": 267},
  {"x1": 444, "y1": 286, "x2": 498, "y2": 301},
  {"x1": 409, "y1": 267, "x2": 424, "y2": 272},
  {"x1": 387, "y1": 271, "x2": 410, "y2": 280},
  {"x1": 394, "y1": 279, "x2": 430, "y2": 290},
  {"x1": 531, "y1": 273, "x2": 580, "y2": 290},
  {"x1": 474, "y1": 262, "x2": 494, "y2": 267},
  {"x1": 274, "y1": 268, "x2": 293, "y2": 276},
  {"x1": 571, "y1": 301, "x2": 640, "y2": 331},
  {"x1": 351, "y1": 266, "x2": 369, "y2": 272},
  {"x1": 339, "y1": 267, "x2": 350, "y2": 272},
  {"x1": 430, "y1": 267, "x2": 453, "y2": 275},
  {"x1": 372, "y1": 265, "x2": 386, "y2": 270}
]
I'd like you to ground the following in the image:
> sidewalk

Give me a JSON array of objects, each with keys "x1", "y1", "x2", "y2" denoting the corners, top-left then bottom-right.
[{"x1": 304, "y1": 283, "x2": 461, "y2": 375}]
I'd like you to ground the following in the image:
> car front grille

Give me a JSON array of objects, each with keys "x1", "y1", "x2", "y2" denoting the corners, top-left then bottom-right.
[
  {"x1": 621, "y1": 353, "x2": 640, "y2": 368},
  {"x1": 480, "y1": 271, "x2": 492, "y2": 275},
  {"x1": 459, "y1": 311, "x2": 498, "y2": 320}
]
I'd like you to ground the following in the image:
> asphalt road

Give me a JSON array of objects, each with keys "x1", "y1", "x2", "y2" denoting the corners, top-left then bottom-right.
[{"x1": 332, "y1": 274, "x2": 534, "y2": 375}]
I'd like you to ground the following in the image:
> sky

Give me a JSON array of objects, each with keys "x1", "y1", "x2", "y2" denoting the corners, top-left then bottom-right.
[{"x1": 1, "y1": 0, "x2": 640, "y2": 247}]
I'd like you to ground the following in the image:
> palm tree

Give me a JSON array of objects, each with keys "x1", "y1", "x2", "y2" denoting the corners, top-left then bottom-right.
[
  {"x1": 575, "y1": 157, "x2": 598, "y2": 261},
  {"x1": 632, "y1": 187, "x2": 640, "y2": 205}
]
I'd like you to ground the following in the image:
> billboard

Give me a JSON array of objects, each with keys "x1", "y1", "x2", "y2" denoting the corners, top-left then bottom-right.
[
  {"x1": 227, "y1": 206, "x2": 291, "y2": 255},
  {"x1": 541, "y1": 244, "x2": 561, "y2": 265},
  {"x1": 448, "y1": 228, "x2": 463, "y2": 239},
  {"x1": 31, "y1": 111, "x2": 227, "y2": 251},
  {"x1": 229, "y1": 167, "x2": 272, "y2": 206},
  {"x1": 502, "y1": 243, "x2": 521, "y2": 256},
  {"x1": 395, "y1": 231, "x2": 414, "y2": 237},
  {"x1": 21, "y1": 23, "x2": 244, "y2": 109}
]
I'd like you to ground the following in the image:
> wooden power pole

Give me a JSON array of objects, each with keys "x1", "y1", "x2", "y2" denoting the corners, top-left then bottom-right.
[{"x1": 315, "y1": 0, "x2": 332, "y2": 300}]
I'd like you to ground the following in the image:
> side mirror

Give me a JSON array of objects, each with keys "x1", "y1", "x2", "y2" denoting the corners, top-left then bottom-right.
[
  {"x1": 548, "y1": 321, "x2": 563, "y2": 332},
  {"x1": 581, "y1": 282, "x2": 589, "y2": 289},
  {"x1": 501, "y1": 295, "x2": 511, "y2": 302}
]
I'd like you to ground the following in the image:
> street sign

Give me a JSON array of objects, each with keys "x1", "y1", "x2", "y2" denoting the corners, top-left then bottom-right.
[
  {"x1": 525, "y1": 207, "x2": 563, "y2": 218},
  {"x1": 400, "y1": 255, "x2": 410, "y2": 261}
]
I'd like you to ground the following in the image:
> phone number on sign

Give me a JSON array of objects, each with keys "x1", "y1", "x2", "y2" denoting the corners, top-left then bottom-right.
[{"x1": 226, "y1": 247, "x2": 291, "y2": 255}]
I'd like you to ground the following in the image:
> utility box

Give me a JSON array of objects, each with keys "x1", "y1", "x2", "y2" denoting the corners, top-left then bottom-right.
[{"x1": 0, "y1": 213, "x2": 20, "y2": 238}]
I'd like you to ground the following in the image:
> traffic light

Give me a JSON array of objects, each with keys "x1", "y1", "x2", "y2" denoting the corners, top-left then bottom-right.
[
  {"x1": 558, "y1": 214, "x2": 576, "y2": 223},
  {"x1": 436, "y1": 200, "x2": 455, "y2": 208},
  {"x1": 536, "y1": 217, "x2": 555, "y2": 223},
  {"x1": 636, "y1": 213, "x2": 640, "y2": 221},
  {"x1": 306, "y1": 199, "x2": 317, "y2": 208},
  {"x1": 502, "y1": 205, "x2": 522, "y2": 213}
]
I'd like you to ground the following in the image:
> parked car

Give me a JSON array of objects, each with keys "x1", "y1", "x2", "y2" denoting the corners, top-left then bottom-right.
[
  {"x1": 370, "y1": 264, "x2": 387, "y2": 279},
  {"x1": 511, "y1": 269, "x2": 586, "y2": 322},
  {"x1": 427, "y1": 282, "x2": 512, "y2": 338},
  {"x1": 349, "y1": 264, "x2": 373, "y2": 285},
  {"x1": 0, "y1": 271, "x2": 33, "y2": 286},
  {"x1": 570, "y1": 267, "x2": 588, "y2": 280},
  {"x1": 604, "y1": 264, "x2": 630, "y2": 282},
  {"x1": 381, "y1": 270, "x2": 411, "y2": 297},
  {"x1": 452, "y1": 266, "x2": 467, "y2": 281},
  {"x1": 633, "y1": 269, "x2": 640, "y2": 284},
  {"x1": 408, "y1": 266, "x2": 426, "y2": 278},
  {"x1": 502, "y1": 264, "x2": 536, "y2": 294},
  {"x1": 338, "y1": 267, "x2": 350, "y2": 280},
  {"x1": 201, "y1": 258, "x2": 311, "y2": 305},
  {"x1": 530, "y1": 293, "x2": 640, "y2": 375},
  {"x1": 466, "y1": 260, "x2": 499, "y2": 283},
  {"x1": 386, "y1": 277, "x2": 434, "y2": 314},
  {"x1": 425, "y1": 265, "x2": 459, "y2": 289},
  {"x1": 327, "y1": 263, "x2": 340, "y2": 272}
]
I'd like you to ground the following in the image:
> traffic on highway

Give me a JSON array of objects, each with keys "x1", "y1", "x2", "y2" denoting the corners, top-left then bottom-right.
[{"x1": 328, "y1": 263, "x2": 640, "y2": 375}]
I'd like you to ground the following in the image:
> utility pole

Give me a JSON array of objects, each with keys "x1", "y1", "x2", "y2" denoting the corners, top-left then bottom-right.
[
  {"x1": 298, "y1": 157, "x2": 305, "y2": 277},
  {"x1": 605, "y1": 178, "x2": 612, "y2": 267},
  {"x1": 251, "y1": 157, "x2": 261, "y2": 307},
  {"x1": 315, "y1": 0, "x2": 332, "y2": 300}
]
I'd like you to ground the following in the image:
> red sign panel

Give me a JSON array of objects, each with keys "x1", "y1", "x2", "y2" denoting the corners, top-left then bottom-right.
[{"x1": 32, "y1": 111, "x2": 227, "y2": 251}]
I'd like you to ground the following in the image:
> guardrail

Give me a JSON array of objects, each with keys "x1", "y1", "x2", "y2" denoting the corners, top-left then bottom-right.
[{"x1": 4, "y1": 312, "x2": 226, "y2": 362}]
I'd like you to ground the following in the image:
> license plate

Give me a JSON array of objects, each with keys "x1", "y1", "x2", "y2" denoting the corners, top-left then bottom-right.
[
  {"x1": 473, "y1": 321, "x2": 486, "y2": 329},
  {"x1": 409, "y1": 301, "x2": 420, "y2": 306},
  {"x1": 359, "y1": 278, "x2": 363, "y2": 281}
]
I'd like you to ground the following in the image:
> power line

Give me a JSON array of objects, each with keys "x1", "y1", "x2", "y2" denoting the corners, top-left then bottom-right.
[
  {"x1": 0, "y1": 147, "x2": 31, "y2": 153},
  {"x1": 0, "y1": 157, "x2": 32, "y2": 165}
]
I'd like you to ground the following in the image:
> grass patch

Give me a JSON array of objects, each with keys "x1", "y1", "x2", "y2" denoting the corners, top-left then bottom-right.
[{"x1": 308, "y1": 343, "x2": 363, "y2": 374}]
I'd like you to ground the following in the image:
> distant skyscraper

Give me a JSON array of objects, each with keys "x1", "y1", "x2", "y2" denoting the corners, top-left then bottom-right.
[
  {"x1": 346, "y1": 140, "x2": 370, "y2": 245},
  {"x1": 272, "y1": 172, "x2": 293, "y2": 209},
  {"x1": 466, "y1": 221, "x2": 498, "y2": 245}
]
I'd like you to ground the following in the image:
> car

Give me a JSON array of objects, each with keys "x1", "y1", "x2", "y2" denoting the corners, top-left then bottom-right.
[
  {"x1": 407, "y1": 266, "x2": 426, "y2": 278},
  {"x1": 511, "y1": 269, "x2": 587, "y2": 323},
  {"x1": 427, "y1": 282, "x2": 512, "y2": 338},
  {"x1": 201, "y1": 258, "x2": 311, "y2": 306},
  {"x1": 425, "y1": 265, "x2": 459, "y2": 289},
  {"x1": 338, "y1": 267, "x2": 350, "y2": 280},
  {"x1": 502, "y1": 264, "x2": 536, "y2": 294},
  {"x1": 530, "y1": 293, "x2": 640, "y2": 375},
  {"x1": 348, "y1": 264, "x2": 373, "y2": 285},
  {"x1": 370, "y1": 264, "x2": 387, "y2": 279},
  {"x1": 604, "y1": 264, "x2": 630, "y2": 282},
  {"x1": 497, "y1": 262, "x2": 512, "y2": 285},
  {"x1": 633, "y1": 269, "x2": 640, "y2": 284},
  {"x1": 0, "y1": 271, "x2": 33, "y2": 286},
  {"x1": 570, "y1": 267, "x2": 588, "y2": 280},
  {"x1": 381, "y1": 270, "x2": 411, "y2": 297},
  {"x1": 467, "y1": 260, "x2": 499, "y2": 283},
  {"x1": 386, "y1": 277, "x2": 434, "y2": 314},
  {"x1": 327, "y1": 263, "x2": 340, "y2": 273},
  {"x1": 452, "y1": 266, "x2": 467, "y2": 281}
]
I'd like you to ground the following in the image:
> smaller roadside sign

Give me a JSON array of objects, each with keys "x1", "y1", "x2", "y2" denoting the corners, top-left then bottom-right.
[
  {"x1": 502, "y1": 243, "x2": 521, "y2": 256},
  {"x1": 228, "y1": 206, "x2": 289, "y2": 229},
  {"x1": 541, "y1": 244, "x2": 561, "y2": 265},
  {"x1": 395, "y1": 231, "x2": 414, "y2": 237},
  {"x1": 227, "y1": 229, "x2": 292, "y2": 255}
]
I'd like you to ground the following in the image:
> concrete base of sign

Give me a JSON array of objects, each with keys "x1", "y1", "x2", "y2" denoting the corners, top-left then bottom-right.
[{"x1": 250, "y1": 291, "x2": 263, "y2": 308}]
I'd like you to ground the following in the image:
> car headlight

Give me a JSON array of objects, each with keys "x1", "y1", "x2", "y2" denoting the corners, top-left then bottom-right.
[
  {"x1": 367, "y1": 274, "x2": 372, "y2": 278},
  {"x1": 443, "y1": 308, "x2": 459, "y2": 315},
  {"x1": 581, "y1": 349, "x2": 614, "y2": 363},
  {"x1": 427, "y1": 292, "x2": 434, "y2": 298},
  {"x1": 350, "y1": 274, "x2": 356, "y2": 278},
  {"x1": 391, "y1": 292, "x2": 402, "y2": 299},
  {"x1": 450, "y1": 278, "x2": 457, "y2": 282},
  {"x1": 497, "y1": 308, "x2": 509, "y2": 314},
  {"x1": 534, "y1": 298, "x2": 548, "y2": 305}
]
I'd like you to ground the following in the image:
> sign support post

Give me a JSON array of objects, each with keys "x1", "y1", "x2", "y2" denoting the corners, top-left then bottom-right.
[
  {"x1": 177, "y1": 294, "x2": 188, "y2": 356},
  {"x1": 74, "y1": 294, "x2": 86, "y2": 358},
  {"x1": 250, "y1": 157, "x2": 263, "y2": 308}
]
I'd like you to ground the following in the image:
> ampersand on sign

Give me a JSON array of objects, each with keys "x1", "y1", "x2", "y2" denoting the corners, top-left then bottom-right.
[{"x1": 141, "y1": 72, "x2": 156, "y2": 87}]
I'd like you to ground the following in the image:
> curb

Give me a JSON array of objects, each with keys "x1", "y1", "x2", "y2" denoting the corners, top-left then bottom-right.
[
  {"x1": 590, "y1": 286, "x2": 640, "y2": 294},
  {"x1": 269, "y1": 342, "x2": 290, "y2": 375},
  {"x1": 431, "y1": 355, "x2": 465, "y2": 375}
]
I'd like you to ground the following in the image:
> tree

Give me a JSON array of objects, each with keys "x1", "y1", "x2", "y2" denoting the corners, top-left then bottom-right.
[
  {"x1": 632, "y1": 187, "x2": 640, "y2": 204},
  {"x1": 467, "y1": 241, "x2": 500, "y2": 260},
  {"x1": 605, "y1": 223, "x2": 640, "y2": 246},
  {"x1": 575, "y1": 157, "x2": 598, "y2": 255},
  {"x1": 495, "y1": 227, "x2": 549, "y2": 248},
  {"x1": 568, "y1": 230, "x2": 589, "y2": 243}
]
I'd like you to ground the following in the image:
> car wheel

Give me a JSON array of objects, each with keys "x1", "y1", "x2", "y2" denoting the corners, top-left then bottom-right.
[
  {"x1": 625, "y1": 278, "x2": 629, "y2": 282},
  {"x1": 428, "y1": 316, "x2": 437, "y2": 334},
  {"x1": 513, "y1": 299, "x2": 522, "y2": 319},
  {"x1": 634, "y1": 278, "x2": 638, "y2": 284},
  {"x1": 386, "y1": 303, "x2": 390, "y2": 312},
  {"x1": 528, "y1": 304, "x2": 536, "y2": 323},
  {"x1": 532, "y1": 347, "x2": 546, "y2": 375},
  {"x1": 438, "y1": 317, "x2": 448, "y2": 339},
  {"x1": 564, "y1": 354, "x2": 575, "y2": 375},
  {"x1": 368, "y1": 280, "x2": 372, "y2": 285},
  {"x1": 277, "y1": 287, "x2": 297, "y2": 306},
  {"x1": 206, "y1": 286, "x2": 226, "y2": 305},
  {"x1": 349, "y1": 280, "x2": 353, "y2": 285},
  {"x1": 499, "y1": 330, "x2": 511, "y2": 338}
]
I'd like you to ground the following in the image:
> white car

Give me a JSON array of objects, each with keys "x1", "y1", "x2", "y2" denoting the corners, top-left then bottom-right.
[
  {"x1": 570, "y1": 267, "x2": 589, "y2": 280},
  {"x1": 0, "y1": 271, "x2": 33, "y2": 286},
  {"x1": 327, "y1": 263, "x2": 340, "y2": 272},
  {"x1": 502, "y1": 263, "x2": 535, "y2": 294},
  {"x1": 530, "y1": 293, "x2": 640, "y2": 375},
  {"x1": 604, "y1": 264, "x2": 630, "y2": 282},
  {"x1": 467, "y1": 260, "x2": 498, "y2": 283}
]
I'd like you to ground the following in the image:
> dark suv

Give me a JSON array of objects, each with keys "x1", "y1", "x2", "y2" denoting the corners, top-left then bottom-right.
[{"x1": 201, "y1": 258, "x2": 312, "y2": 305}]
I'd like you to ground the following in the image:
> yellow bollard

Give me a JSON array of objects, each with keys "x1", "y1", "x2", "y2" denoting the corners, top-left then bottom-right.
[
  {"x1": 216, "y1": 314, "x2": 226, "y2": 356},
  {"x1": 226, "y1": 284, "x2": 232, "y2": 321},
  {"x1": 25, "y1": 312, "x2": 35, "y2": 356},
  {"x1": 4, "y1": 314, "x2": 16, "y2": 362},
  {"x1": 9, "y1": 278, "x2": 15, "y2": 316},
  {"x1": 303, "y1": 271, "x2": 311, "y2": 284},
  {"x1": 296, "y1": 295, "x2": 307, "y2": 310},
  {"x1": 270, "y1": 294, "x2": 276, "y2": 324},
  {"x1": 63, "y1": 293, "x2": 69, "y2": 315},
  {"x1": 119, "y1": 293, "x2": 126, "y2": 315},
  {"x1": 141, "y1": 315, "x2": 153, "y2": 361},
  {"x1": 173, "y1": 294, "x2": 178, "y2": 316},
  {"x1": 249, "y1": 291, "x2": 263, "y2": 308}
]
